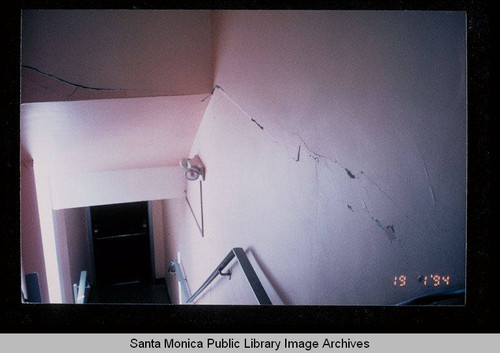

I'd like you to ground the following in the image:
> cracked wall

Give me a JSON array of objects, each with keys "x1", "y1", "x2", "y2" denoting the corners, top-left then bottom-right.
[
  {"x1": 21, "y1": 10, "x2": 212, "y2": 103},
  {"x1": 165, "y1": 11, "x2": 466, "y2": 305}
]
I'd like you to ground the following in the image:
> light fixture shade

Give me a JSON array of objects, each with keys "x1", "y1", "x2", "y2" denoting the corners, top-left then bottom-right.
[
  {"x1": 185, "y1": 169, "x2": 200, "y2": 181},
  {"x1": 179, "y1": 155, "x2": 205, "y2": 181}
]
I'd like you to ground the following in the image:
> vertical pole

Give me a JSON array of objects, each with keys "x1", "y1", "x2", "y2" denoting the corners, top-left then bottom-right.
[{"x1": 199, "y1": 180, "x2": 204, "y2": 237}]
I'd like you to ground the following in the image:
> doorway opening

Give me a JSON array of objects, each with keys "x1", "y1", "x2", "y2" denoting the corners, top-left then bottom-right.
[{"x1": 85, "y1": 201, "x2": 170, "y2": 304}]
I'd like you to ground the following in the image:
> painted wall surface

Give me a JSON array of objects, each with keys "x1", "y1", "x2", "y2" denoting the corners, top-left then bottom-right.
[
  {"x1": 21, "y1": 10, "x2": 212, "y2": 103},
  {"x1": 21, "y1": 94, "x2": 210, "y2": 176},
  {"x1": 21, "y1": 94, "x2": 207, "y2": 302},
  {"x1": 50, "y1": 166, "x2": 186, "y2": 210},
  {"x1": 20, "y1": 160, "x2": 49, "y2": 303},
  {"x1": 163, "y1": 198, "x2": 189, "y2": 304},
  {"x1": 63, "y1": 208, "x2": 91, "y2": 292},
  {"x1": 20, "y1": 10, "x2": 213, "y2": 302},
  {"x1": 52, "y1": 209, "x2": 75, "y2": 303},
  {"x1": 164, "y1": 11, "x2": 466, "y2": 305},
  {"x1": 31, "y1": 162, "x2": 64, "y2": 302},
  {"x1": 52, "y1": 207, "x2": 91, "y2": 303}
]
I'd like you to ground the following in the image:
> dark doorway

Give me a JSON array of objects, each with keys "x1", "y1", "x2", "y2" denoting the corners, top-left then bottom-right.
[{"x1": 89, "y1": 201, "x2": 152, "y2": 286}]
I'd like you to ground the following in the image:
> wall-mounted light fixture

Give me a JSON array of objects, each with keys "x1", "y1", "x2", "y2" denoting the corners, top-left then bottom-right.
[
  {"x1": 180, "y1": 155, "x2": 205, "y2": 237},
  {"x1": 179, "y1": 155, "x2": 205, "y2": 181}
]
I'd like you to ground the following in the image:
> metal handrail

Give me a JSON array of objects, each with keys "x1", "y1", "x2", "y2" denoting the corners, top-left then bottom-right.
[
  {"x1": 396, "y1": 288, "x2": 465, "y2": 305},
  {"x1": 185, "y1": 247, "x2": 272, "y2": 305}
]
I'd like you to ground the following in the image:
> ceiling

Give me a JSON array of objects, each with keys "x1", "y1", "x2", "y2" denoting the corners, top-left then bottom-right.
[
  {"x1": 21, "y1": 95, "x2": 210, "y2": 175},
  {"x1": 20, "y1": 10, "x2": 214, "y2": 173},
  {"x1": 21, "y1": 10, "x2": 213, "y2": 103}
]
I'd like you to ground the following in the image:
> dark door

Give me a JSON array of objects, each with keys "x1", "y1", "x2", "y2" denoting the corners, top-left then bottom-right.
[{"x1": 90, "y1": 201, "x2": 152, "y2": 286}]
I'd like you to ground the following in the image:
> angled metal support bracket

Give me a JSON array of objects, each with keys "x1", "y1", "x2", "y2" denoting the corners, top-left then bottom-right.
[
  {"x1": 218, "y1": 268, "x2": 231, "y2": 280},
  {"x1": 186, "y1": 247, "x2": 272, "y2": 305}
]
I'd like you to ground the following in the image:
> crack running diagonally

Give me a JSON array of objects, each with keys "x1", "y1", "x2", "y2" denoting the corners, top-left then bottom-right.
[
  {"x1": 209, "y1": 85, "x2": 441, "y2": 242},
  {"x1": 22, "y1": 65, "x2": 127, "y2": 91}
]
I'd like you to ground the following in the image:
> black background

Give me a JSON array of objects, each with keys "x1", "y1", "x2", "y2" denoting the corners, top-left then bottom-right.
[{"x1": 3, "y1": 0, "x2": 495, "y2": 334}]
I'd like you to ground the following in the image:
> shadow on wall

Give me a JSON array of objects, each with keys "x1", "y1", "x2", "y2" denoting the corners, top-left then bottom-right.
[{"x1": 246, "y1": 246, "x2": 290, "y2": 305}]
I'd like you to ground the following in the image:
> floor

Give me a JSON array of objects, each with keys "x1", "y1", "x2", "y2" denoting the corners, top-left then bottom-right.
[{"x1": 87, "y1": 280, "x2": 171, "y2": 304}]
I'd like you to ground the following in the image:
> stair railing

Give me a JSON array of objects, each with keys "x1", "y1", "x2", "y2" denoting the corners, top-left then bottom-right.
[{"x1": 177, "y1": 247, "x2": 272, "y2": 305}]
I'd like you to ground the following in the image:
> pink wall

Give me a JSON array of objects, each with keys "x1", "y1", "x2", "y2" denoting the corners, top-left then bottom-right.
[
  {"x1": 20, "y1": 10, "x2": 466, "y2": 305},
  {"x1": 20, "y1": 160, "x2": 49, "y2": 303},
  {"x1": 164, "y1": 11, "x2": 466, "y2": 305},
  {"x1": 20, "y1": 10, "x2": 213, "y2": 303},
  {"x1": 52, "y1": 207, "x2": 91, "y2": 303},
  {"x1": 163, "y1": 198, "x2": 188, "y2": 304},
  {"x1": 64, "y1": 208, "x2": 91, "y2": 292},
  {"x1": 21, "y1": 92, "x2": 206, "y2": 304},
  {"x1": 50, "y1": 167, "x2": 186, "y2": 210},
  {"x1": 21, "y1": 95, "x2": 209, "y2": 177},
  {"x1": 52, "y1": 209, "x2": 73, "y2": 303}
]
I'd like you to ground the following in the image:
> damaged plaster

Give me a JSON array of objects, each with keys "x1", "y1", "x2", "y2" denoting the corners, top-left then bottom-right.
[
  {"x1": 289, "y1": 130, "x2": 406, "y2": 242},
  {"x1": 345, "y1": 168, "x2": 356, "y2": 179},
  {"x1": 295, "y1": 145, "x2": 302, "y2": 162},
  {"x1": 22, "y1": 65, "x2": 126, "y2": 92},
  {"x1": 210, "y1": 85, "x2": 406, "y2": 243},
  {"x1": 250, "y1": 118, "x2": 265, "y2": 130},
  {"x1": 182, "y1": 11, "x2": 465, "y2": 304},
  {"x1": 212, "y1": 85, "x2": 266, "y2": 131}
]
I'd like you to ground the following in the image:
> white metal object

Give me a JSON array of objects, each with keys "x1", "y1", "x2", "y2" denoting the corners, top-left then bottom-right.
[
  {"x1": 172, "y1": 259, "x2": 191, "y2": 304},
  {"x1": 73, "y1": 270, "x2": 90, "y2": 304},
  {"x1": 179, "y1": 155, "x2": 205, "y2": 181}
]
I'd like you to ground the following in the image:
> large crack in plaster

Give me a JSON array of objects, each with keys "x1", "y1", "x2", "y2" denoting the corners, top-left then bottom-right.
[
  {"x1": 212, "y1": 85, "x2": 267, "y2": 131},
  {"x1": 289, "y1": 134, "x2": 394, "y2": 232},
  {"x1": 204, "y1": 85, "x2": 438, "y2": 243},
  {"x1": 300, "y1": 139, "x2": 434, "y2": 244},
  {"x1": 23, "y1": 65, "x2": 128, "y2": 99}
]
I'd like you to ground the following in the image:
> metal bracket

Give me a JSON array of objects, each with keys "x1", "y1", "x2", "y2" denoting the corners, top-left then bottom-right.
[
  {"x1": 186, "y1": 248, "x2": 271, "y2": 305},
  {"x1": 219, "y1": 269, "x2": 231, "y2": 280}
]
